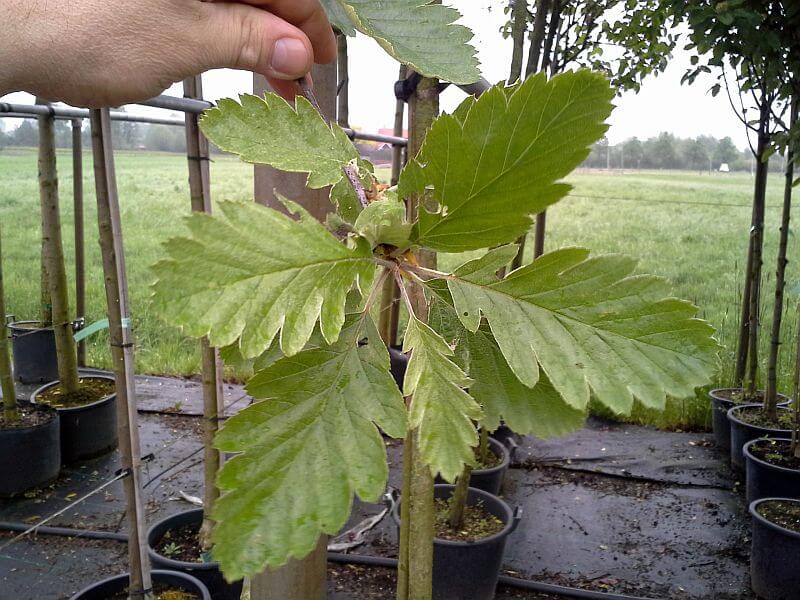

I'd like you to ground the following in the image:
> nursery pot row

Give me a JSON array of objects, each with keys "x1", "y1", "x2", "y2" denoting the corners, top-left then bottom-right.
[
  {"x1": 70, "y1": 569, "x2": 211, "y2": 600},
  {"x1": 32, "y1": 375, "x2": 118, "y2": 464},
  {"x1": 709, "y1": 388, "x2": 790, "y2": 451},
  {"x1": 147, "y1": 509, "x2": 243, "y2": 600},
  {"x1": 0, "y1": 402, "x2": 60, "y2": 497},
  {"x1": 393, "y1": 484, "x2": 521, "y2": 600},
  {"x1": 8, "y1": 320, "x2": 58, "y2": 384}
]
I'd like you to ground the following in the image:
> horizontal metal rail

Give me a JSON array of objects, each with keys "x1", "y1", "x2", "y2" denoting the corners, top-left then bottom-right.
[
  {"x1": 0, "y1": 103, "x2": 185, "y2": 126},
  {"x1": 138, "y1": 94, "x2": 408, "y2": 146}
]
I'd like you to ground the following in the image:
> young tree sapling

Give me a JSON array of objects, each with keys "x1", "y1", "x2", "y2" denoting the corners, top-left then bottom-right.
[{"x1": 152, "y1": 70, "x2": 719, "y2": 593}]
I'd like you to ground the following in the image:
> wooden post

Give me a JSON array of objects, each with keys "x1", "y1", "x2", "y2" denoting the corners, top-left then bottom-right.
[
  {"x1": 248, "y1": 63, "x2": 338, "y2": 600},
  {"x1": 89, "y1": 108, "x2": 153, "y2": 600},
  {"x1": 509, "y1": 0, "x2": 528, "y2": 84},
  {"x1": 337, "y1": 35, "x2": 349, "y2": 128},
  {"x1": 38, "y1": 100, "x2": 79, "y2": 392},
  {"x1": 0, "y1": 226, "x2": 18, "y2": 423},
  {"x1": 72, "y1": 118, "x2": 86, "y2": 367},
  {"x1": 397, "y1": 71, "x2": 439, "y2": 600},
  {"x1": 183, "y1": 75, "x2": 225, "y2": 550},
  {"x1": 253, "y1": 64, "x2": 337, "y2": 221}
]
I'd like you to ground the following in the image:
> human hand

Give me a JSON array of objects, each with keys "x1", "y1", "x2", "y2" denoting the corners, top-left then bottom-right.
[{"x1": 0, "y1": 0, "x2": 336, "y2": 107}]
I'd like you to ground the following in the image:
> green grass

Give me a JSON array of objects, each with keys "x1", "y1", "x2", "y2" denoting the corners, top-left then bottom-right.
[{"x1": 0, "y1": 148, "x2": 795, "y2": 430}]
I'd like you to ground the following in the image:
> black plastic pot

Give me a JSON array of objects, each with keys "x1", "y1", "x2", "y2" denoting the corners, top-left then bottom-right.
[
  {"x1": 709, "y1": 388, "x2": 790, "y2": 451},
  {"x1": 8, "y1": 320, "x2": 58, "y2": 384},
  {"x1": 0, "y1": 402, "x2": 60, "y2": 497},
  {"x1": 728, "y1": 404, "x2": 792, "y2": 471},
  {"x1": 70, "y1": 569, "x2": 211, "y2": 600},
  {"x1": 393, "y1": 484, "x2": 521, "y2": 600},
  {"x1": 389, "y1": 345, "x2": 407, "y2": 390},
  {"x1": 744, "y1": 439, "x2": 800, "y2": 504},
  {"x1": 32, "y1": 375, "x2": 118, "y2": 464},
  {"x1": 435, "y1": 438, "x2": 512, "y2": 496},
  {"x1": 147, "y1": 509, "x2": 243, "y2": 600},
  {"x1": 749, "y1": 498, "x2": 800, "y2": 600}
]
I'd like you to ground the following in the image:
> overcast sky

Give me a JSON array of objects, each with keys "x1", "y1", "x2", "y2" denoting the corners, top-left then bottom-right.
[{"x1": 1, "y1": 2, "x2": 750, "y2": 148}]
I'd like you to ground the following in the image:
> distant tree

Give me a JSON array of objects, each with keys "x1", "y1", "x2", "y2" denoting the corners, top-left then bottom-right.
[
  {"x1": 142, "y1": 124, "x2": 185, "y2": 153},
  {"x1": 622, "y1": 137, "x2": 644, "y2": 169},
  {"x1": 714, "y1": 136, "x2": 740, "y2": 168},
  {"x1": 11, "y1": 121, "x2": 38, "y2": 146},
  {"x1": 685, "y1": 138, "x2": 710, "y2": 172},
  {"x1": 650, "y1": 132, "x2": 678, "y2": 169},
  {"x1": 112, "y1": 112, "x2": 141, "y2": 150}
]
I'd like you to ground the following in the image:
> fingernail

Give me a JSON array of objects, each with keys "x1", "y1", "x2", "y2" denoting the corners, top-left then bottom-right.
[{"x1": 271, "y1": 38, "x2": 309, "y2": 77}]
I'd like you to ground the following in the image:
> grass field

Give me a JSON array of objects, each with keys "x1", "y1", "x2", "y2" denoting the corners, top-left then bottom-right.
[{"x1": 1, "y1": 146, "x2": 796, "y2": 429}]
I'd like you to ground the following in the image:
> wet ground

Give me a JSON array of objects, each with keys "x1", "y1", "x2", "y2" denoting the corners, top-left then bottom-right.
[{"x1": 0, "y1": 373, "x2": 754, "y2": 599}]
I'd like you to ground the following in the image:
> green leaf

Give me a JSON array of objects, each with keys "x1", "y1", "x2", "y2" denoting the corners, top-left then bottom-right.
[
  {"x1": 428, "y1": 293, "x2": 586, "y2": 437},
  {"x1": 200, "y1": 94, "x2": 371, "y2": 221},
  {"x1": 404, "y1": 71, "x2": 614, "y2": 252},
  {"x1": 324, "y1": 0, "x2": 479, "y2": 84},
  {"x1": 403, "y1": 315, "x2": 481, "y2": 481},
  {"x1": 354, "y1": 199, "x2": 413, "y2": 249},
  {"x1": 442, "y1": 247, "x2": 719, "y2": 415},
  {"x1": 211, "y1": 316, "x2": 406, "y2": 579},
  {"x1": 151, "y1": 200, "x2": 376, "y2": 358}
]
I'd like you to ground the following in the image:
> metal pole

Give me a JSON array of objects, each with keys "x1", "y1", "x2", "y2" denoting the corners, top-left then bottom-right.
[
  {"x1": 89, "y1": 108, "x2": 153, "y2": 600},
  {"x1": 72, "y1": 119, "x2": 86, "y2": 367}
]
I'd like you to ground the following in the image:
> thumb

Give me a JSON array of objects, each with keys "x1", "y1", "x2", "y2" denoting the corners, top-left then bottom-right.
[{"x1": 196, "y1": 3, "x2": 316, "y2": 84}]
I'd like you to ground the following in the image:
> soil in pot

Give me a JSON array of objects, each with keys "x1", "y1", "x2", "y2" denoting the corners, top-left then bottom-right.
[
  {"x1": 36, "y1": 377, "x2": 115, "y2": 408},
  {"x1": 148, "y1": 509, "x2": 243, "y2": 600},
  {"x1": 154, "y1": 522, "x2": 208, "y2": 564},
  {"x1": 756, "y1": 499, "x2": 800, "y2": 533},
  {"x1": 9, "y1": 320, "x2": 58, "y2": 384},
  {"x1": 109, "y1": 582, "x2": 200, "y2": 600},
  {"x1": 745, "y1": 439, "x2": 800, "y2": 503},
  {"x1": 0, "y1": 402, "x2": 60, "y2": 496},
  {"x1": 434, "y1": 498, "x2": 505, "y2": 542}
]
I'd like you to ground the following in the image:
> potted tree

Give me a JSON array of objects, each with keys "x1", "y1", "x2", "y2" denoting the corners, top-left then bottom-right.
[
  {"x1": 152, "y1": 61, "x2": 718, "y2": 600},
  {"x1": 749, "y1": 497, "x2": 800, "y2": 600},
  {"x1": 29, "y1": 107, "x2": 117, "y2": 464},
  {"x1": 0, "y1": 224, "x2": 61, "y2": 496}
]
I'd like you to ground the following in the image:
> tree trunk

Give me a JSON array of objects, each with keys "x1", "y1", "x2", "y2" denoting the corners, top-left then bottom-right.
[
  {"x1": 735, "y1": 204, "x2": 758, "y2": 385},
  {"x1": 249, "y1": 65, "x2": 337, "y2": 600},
  {"x1": 446, "y1": 465, "x2": 472, "y2": 529},
  {"x1": 540, "y1": 0, "x2": 562, "y2": 75},
  {"x1": 90, "y1": 108, "x2": 153, "y2": 600},
  {"x1": 397, "y1": 71, "x2": 439, "y2": 600},
  {"x1": 525, "y1": 0, "x2": 550, "y2": 77},
  {"x1": 337, "y1": 35, "x2": 349, "y2": 128},
  {"x1": 184, "y1": 75, "x2": 225, "y2": 551},
  {"x1": 72, "y1": 119, "x2": 86, "y2": 367},
  {"x1": 509, "y1": 0, "x2": 528, "y2": 84},
  {"x1": 792, "y1": 303, "x2": 800, "y2": 458},
  {"x1": 745, "y1": 105, "x2": 772, "y2": 401},
  {"x1": 765, "y1": 98, "x2": 797, "y2": 415},
  {"x1": 0, "y1": 227, "x2": 17, "y2": 424},
  {"x1": 38, "y1": 102, "x2": 79, "y2": 393}
]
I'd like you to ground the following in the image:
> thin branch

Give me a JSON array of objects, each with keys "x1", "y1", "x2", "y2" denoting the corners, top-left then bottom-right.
[
  {"x1": 343, "y1": 165, "x2": 369, "y2": 209},
  {"x1": 394, "y1": 270, "x2": 416, "y2": 321}
]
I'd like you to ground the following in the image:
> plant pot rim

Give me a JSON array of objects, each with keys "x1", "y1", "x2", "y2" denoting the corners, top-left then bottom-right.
[
  {"x1": 147, "y1": 508, "x2": 220, "y2": 571},
  {"x1": 0, "y1": 401, "x2": 58, "y2": 433},
  {"x1": 710, "y1": 388, "x2": 791, "y2": 404},
  {"x1": 727, "y1": 403, "x2": 792, "y2": 434},
  {"x1": 32, "y1": 375, "x2": 117, "y2": 414},
  {"x1": 392, "y1": 484, "x2": 519, "y2": 548},
  {"x1": 472, "y1": 438, "x2": 510, "y2": 476},
  {"x1": 744, "y1": 438, "x2": 800, "y2": 476},
  {"x1": 70, "y1": 569, "x2": 211, "y2": 600},
  {"x1": 749, "y1": 497, "x2": 800, "y2": 540},
  {"x1": 7, "y1": 320, "x2": 54, "y2": 332}
]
